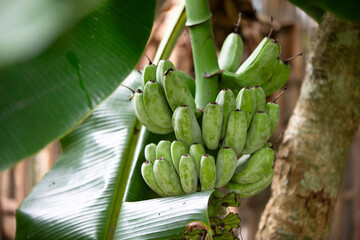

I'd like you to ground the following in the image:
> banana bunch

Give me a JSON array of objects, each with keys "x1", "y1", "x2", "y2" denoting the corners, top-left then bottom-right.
[
  {"x1": 141, "y1": 85, "x2": 280, "y2": 197},
  {"x1": 132, "y1": 60, "x2": 197, "y2": 135},
  {"x1": 219, "y1": 33, "x2": 293, "y2": 96},
  {"x1": 224, "y1": 145, "x2": 275, "y2": 198},
  {"x1": 141, "y1": 140, "x2": 240, "y2": 196}
]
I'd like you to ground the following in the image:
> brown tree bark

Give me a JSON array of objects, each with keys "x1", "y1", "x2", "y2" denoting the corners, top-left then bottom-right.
[{"x1": 256, "y1": 13, "x2": 360, "y2": 239}]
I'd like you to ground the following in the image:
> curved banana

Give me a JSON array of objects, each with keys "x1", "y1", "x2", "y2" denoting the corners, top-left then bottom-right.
[
  {"x1": 218, "y1": 32, "x2": 243, "y2": 72},
  {"x1": 141, "y1": 161, "x2": 167, "y2": 197},
  {"x1": 241, "y1": 112, "x2": 270, "y2": 155},
  {"x1": 145, "y1": 143, "x2": 157, "y2": 162},
  {"x1": 216, "y1": 89, "x2": 236, "y2": 140},
  {"x1": 153, "y1": 158, "x2": 184, "y2": 196},
  {"x1": 143, "y1": 80, "x2": 173, "y2": 129},
  {"x1": 232, "y1": 146, "x2": 275, "y2": 184},
  {"x1": 132, "y1": 89, "x2": 173, "y2": 134},
  {"x1": 215, "y1": 147, "x2": 237, "y2": 188},
  {"x1": 223, "y1": 110, "x2": 247, "y2": 154},
  {"x1": 179, "y1": 154, "x2": 198, "y2": 194},
  {"x1": 171, "y1": 140, "x2": 188, "y2": 175},
  {"x1": 266, "y1": 102, "x2": 280, "y2": 137},
  {"x1": 172, "y1": 105, "x2": 203, "y2": 146},
  {"x1": 156, "y1": 140, "x2": 173, "y2": 167},
  {"x1": 156, "y1": 59, "x2": 175, "y2": 87},
  {"x1": 200, "y1": 154, "x2": 216, "y2": 191},
  {"x1": 235, "y1": 87, "x2": 256, "y2": 129},
  {"x1": 142, "y1": 63, "x2": 157, "y2": 87},
  {"x1": 225, "y1": 169, "x2": 274, "y2": 198},
  {"x1": 261, "y1": 61, "x2": 291, "y2": 96},
  {"x1": 163, "y1": 68, "x2": 197, "y2": 114},
  {"x1": 252, "y1": 86, "x2": 266, "y2": 112},
  {"x1": 189, "y1": 143, "x2": 206, "y2": 178},
  {"x1": 202, "y1": 102, "x2": 223, "y2": 150}
]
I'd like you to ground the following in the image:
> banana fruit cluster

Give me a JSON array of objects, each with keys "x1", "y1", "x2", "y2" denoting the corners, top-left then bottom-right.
[
  {"x1": 220, "y1": 35, "x2": 292, "y2": 97},
  {"x1": 141, "y1": 140, "x2": 239, "y2": 197},
  {"x1": 132, "y1": 60, "x2": 197, "y2": 135},
  {"x1": 135, "y1": 26, "x2": 291, "y2": 198}
]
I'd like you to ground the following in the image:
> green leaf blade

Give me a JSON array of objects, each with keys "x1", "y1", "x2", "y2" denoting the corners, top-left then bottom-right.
[
  {"x1": 0, "y1": 0, "x2": 156, "y2": 171},
  {"x1": 116, "y1": 192, "x2": 212, "y2": 240}
]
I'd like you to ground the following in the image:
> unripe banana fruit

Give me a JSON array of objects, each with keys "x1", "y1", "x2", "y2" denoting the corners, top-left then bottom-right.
[
  {"x1": 172, "y1": 105, "x2": 203, "y2": 146},
  {"x1": 225, "y1": 169, "x2": 274, "y2": 198},
  {"x1": 223, "y1": 110, "x2": 247, "y2": 154},
  {"x1": 156, "y1": 59, "x2": 175, "y2": 87},
  {"x1": 141, "y1": 161, "x2": 167, "y2": 197},
  {"x1": 156, "y1": 140, "x2": 173, "y2": 167},
  {"x1": 232, "y1": 145, "x2": 275, "y2": 184},
  {"x1": 261, "y1": 61, "x2": 291, "y2": 96},
  {"x1": 153, "y1": 158, "x2": 184, "y2": 196},
  {"x1": 143, "y1": 80, "x2": 173, "y2": 129},
  {"x1": 216, "y1": 89, "x2": 236, "y2": 140},
  {"x1": 202, "y1": 102, "x2": 223, "y2": 150},
  {"x1": 236, "y1": 87, "x2": 256, "y2": 129},
  {"x1": 132, "y1": 89, "x2": 173, "y2": 134},
  {"x1": 145, "y1": 143, "x2": 157, "y2": 162},
  {"x1": 171, "y1": 140, "x2": 188, "y2": 175},
  {"x1": 241, "y1": 112, "x2": 270, "y2": 155},
  {"x1": 189, "y1": 143, "x2": 206, "y2": 178},
  {"x1": 200, "y1": 154, "x2": 216, "y2": 191},
  {"x1": 142, "y1": 63, "x2": 157, "y2": 87},
  {"x1": 218, "y1": 32, "x2": 243, "y2": 72},
  {"x1": 252, "y1": 86, "x2": 266, "y2": 112},
  {"x1": 266, "y1": 102, "x2": 280, "y2": 137},
  {"x1": 163, "y1": 68, "x2": 197, "y2": 114},
  {"x1": 179, "y1": 154, "x2": 198, "y2": 194},
  {"x1": 215, "y1": 147, "x2": 237, "y2": 188}
]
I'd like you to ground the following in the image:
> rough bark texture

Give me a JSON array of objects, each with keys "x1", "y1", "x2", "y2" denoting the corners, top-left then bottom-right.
[{"x1": 256, "y1": 13, "x2": 360, "y2": 239}]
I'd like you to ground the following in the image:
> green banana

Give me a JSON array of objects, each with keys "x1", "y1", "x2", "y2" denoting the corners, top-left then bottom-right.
[
  {"x1": 141, "y1": 161, "x2": 167, "y2": 197},
  {"x1": 235, "y1": 87, "x2": 256, "y2": 128},
  {"x1": 252, "y1": 86, "x2": 266, "y2": 112},
  {"x1": 163, "y1": 68, "x2": 197, "y2": 114},
  {"x1": 202, "y1": 102, "x2": 223, "y2": 150},
  {"x1": 145, "y1": 143, "x2": 157, "y2": 162},
  {"x1": 171, "y1": 140, "x2": 188, "y2": 175},
  {"x1": 234, "y1": 38, "x2": 280, "y2": 86},
  {"x1": 143, "y1": 80, "x2": 173, "y2": 129},
  {"x1": 225, "y1": 169, "x2": 274, "y2": 198},
  {"x1": 215, "y1": 147, "x2": 237, "y2": 188},
  {"x1": 153, "y1": 158, "x2": 184, "y2": 196},
  {"x1": 142, "y1": 63, "x2": 157, "y2": 87},
  {"x1": 223, "y1": 110, "x2": 247, "y2": 154},
  {"x1": 216, "y1": 89, "x2": 236, "y2": 140},
  {"x1": 266, "y1": 102, "x2": 280, "y2": 137},
  {"x1": 156, "y1": 59, "x2": 175, "y2": 87},
  {"x1": 179, "y1": 154, "x2": 198, "y2": 194},
  {"x1": 132, "y1": 89, "x2": 173, "y2": 134},
  {"x1": 200, "y1": 154, "x2": 216, "y2": 191},
  {"x1": 232, "y1": 146, "x2": 275, "y2": 184},
  {"x1": 172, "y1": 105, "x2": 203, "y2": 146},
  {"x1": 189, "y1": 143, "x2": 206, "y2": 178},
  {"x1": 177, "y1": 70, "x2": 196, "y2": 98},
  {"x1": 261, "y1": 61, "x2": 290, "y2": 96},
  {"x1": 218, "y1": 32, "x2": 243, "y2": 72},
  {"x1": 156, "y1": 140, "x2": 173, "y2": 167},
  {"x1": 241, "y1": 112, "x2": 270, "y2": 155}
]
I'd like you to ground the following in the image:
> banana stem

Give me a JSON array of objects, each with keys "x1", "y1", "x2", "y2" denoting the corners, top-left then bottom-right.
[{"x1": 185, "y1": 0, "x2": 219, "y2": 109}]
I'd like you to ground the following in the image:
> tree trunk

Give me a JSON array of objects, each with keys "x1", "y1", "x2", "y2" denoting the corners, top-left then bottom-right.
[{"x1": 256, "y1": 13, "x2": 360, "y2": 239}]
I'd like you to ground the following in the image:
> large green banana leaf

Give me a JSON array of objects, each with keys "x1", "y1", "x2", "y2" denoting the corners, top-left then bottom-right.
[
  {"x1": 0, "y1": 0, "x2": 155, "y2": 171},
  {"x1": 289, "y1": 0, "x2": 360, "y2": 23},
  {"x1": 16, "y1": 71, "x2": 212, "y2": 240}
]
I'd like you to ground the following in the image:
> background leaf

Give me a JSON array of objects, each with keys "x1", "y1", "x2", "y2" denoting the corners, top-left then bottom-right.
[
  {"x1": 16, "y1": 72, "x2": 212, "y2": 240},
  {"x1": 0, "y1": 0, "x2": 156, "y2": 171}
]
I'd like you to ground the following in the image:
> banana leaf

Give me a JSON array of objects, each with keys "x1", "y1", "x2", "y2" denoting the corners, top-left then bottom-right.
[
  {"x1": 0, "y1": 0, "x2": 155, "y2": 171},
  {"x1": 16, "y1": 71, "x2": 212, "y2": 240}
]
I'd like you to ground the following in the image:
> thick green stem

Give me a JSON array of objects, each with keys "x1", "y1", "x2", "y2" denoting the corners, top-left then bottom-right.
[{"x1": 185, "y1": 0, "x2": 219, "y2": 109}]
